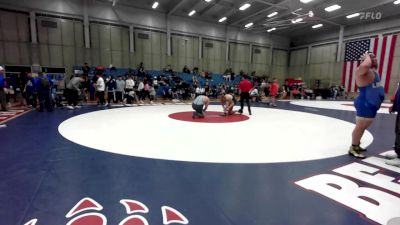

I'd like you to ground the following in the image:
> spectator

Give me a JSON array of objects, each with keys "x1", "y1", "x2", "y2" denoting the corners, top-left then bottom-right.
[
  {"x1": 137, "y1": 62, "x2": 145, "y2": 77},
  {"x1": 37, "y1": 73, "x2": 53, "y2": 112},
  {"x1": 82, "y1": 62, "x2": 90, "y2": 76},
  {"x1": 153, "y1": 77, "x2": 159, "y2": 89},
  {"x1": 193, "y1": 67, "x2": 199, "y2": 74},
  {"x1": 66, "y1": 75, "x2": 84, "y2": 109},
  {"x1": 183, "y1": 65, "x2": 191, "y2": 74},
  {"x1": 195, "y1": 85, "x2": 204, "y2": 97},
  {"x1": 163, "y1": 84, "x2": 172, "y2": 99},
  {"x1": 96, "y1": 74, "x2": 105, "y2": 106},
  {"x1": 250, "y1": 88, "x2": 259, "y2": 103},
  {"x1": 386, "y1": 83, "x2": 400, "y2": 167},
  {"x1": 106, "y1": 76, "x2": 116, "y2": 105},
  {"x1": 143, "y1": 80, "x2": 151, "y2": 103},
  {"x1": 24, "y1": 74, "x2": 36, "y2": 108},
  {"x1": 115, "y1": 76, "x2": 125, "y2": 103},
  {"x1": 165, "y1": 65, "x2": 173, "y2": 73},
  {"x1": 269, "y1": 78, "x2": 279, "y2": 107},
  {"x1": 124, "y1": 75, "x2": 135, "y2": 104},
  {"x1": 149, "y1": 85, "x2": 156, "y2": 104},
  {"x1": 137, "y1": 79, "x2": 144, "y2": 103}
]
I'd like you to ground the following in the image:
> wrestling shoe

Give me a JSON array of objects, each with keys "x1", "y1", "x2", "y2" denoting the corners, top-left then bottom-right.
[
  {"x1": 352, "y1": 145, "x2": 367, "y2": 152},
  {"x1": 349, "y1": 146, "x2": 366, "y2": 159},
  {"x1": 385, "y1": 158, "x2": 400, "y2": 167},
  {"x1": 384, "y1": 151, "x2": 399, "y2": 159}
]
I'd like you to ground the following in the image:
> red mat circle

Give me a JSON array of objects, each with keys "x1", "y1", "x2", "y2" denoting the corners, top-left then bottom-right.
[{"x1": 168, "y1": 111, "x2": 249, "y2": 123}]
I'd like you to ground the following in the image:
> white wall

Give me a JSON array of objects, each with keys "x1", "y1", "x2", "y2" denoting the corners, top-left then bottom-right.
[
  {"x1": 0, "y1": 0, "x2": 290, "y2": 75},
  {"x1": 288, "y1": 16, "x2": 400, "y2": 95},
  {"x1": 292, "y1": 16, "x2": 400, "y2": 47},
  {"x1": 0, "y1": 11, "x2": 30, "y2": 65},
  {"x1": 0, "y1": 0, "x2": 290, "y2": 48}
]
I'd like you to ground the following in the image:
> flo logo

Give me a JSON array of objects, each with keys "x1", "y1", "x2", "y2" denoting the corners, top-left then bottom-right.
[
  {"x1": 23, "y1": 197, "x2": 189, "y2": 225},
  {"x1": 360, "y1": 12, "x2": 382, "y2": 20}
]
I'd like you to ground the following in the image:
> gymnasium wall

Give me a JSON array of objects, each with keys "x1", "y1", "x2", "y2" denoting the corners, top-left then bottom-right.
[
  {"x1": 0, "y1": 0, "x2": 397, "y2": 93},
  {"x1": 250, "y1": 46, "x2": 271, "y2": 77},
  {"x1": 289, "y1": 36, "x2": 400, "y2": 96},
  {"x1": 289, "y1": 44, "x2": 342, "y2": 88},
  {"x1": 288, "y1": 15, "x2": 400, "y2": 96},
  {"x1": 37, "y1": 16, "x2": 85, "y2": 68},
  {"x1": 203, "y1": 39, "x2": 226, "y2": 74},
  {"x1": 0, "y1": 11, "x2": 31, "y2": 65},
  {"x1": 0, "y1": 0, "x2": 290, "y2": 77},
  {"x1": 291, "y1": 16, "x2": 400, "y2": 46}
]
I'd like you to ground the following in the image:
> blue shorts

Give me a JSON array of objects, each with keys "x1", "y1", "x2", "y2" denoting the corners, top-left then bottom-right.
[{"x1": 354, "y1": 98, "x2": 379, "y2": 118}]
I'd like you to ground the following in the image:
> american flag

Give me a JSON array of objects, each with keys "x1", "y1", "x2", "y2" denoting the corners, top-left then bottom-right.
[{"x1": 342, "y1": 34, "x2": 398, "y2": 93}]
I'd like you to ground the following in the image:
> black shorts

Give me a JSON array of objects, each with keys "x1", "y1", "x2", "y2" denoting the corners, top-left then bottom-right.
[{"x1": 192, "y1": 103, "x2": 203, "y2": 114}]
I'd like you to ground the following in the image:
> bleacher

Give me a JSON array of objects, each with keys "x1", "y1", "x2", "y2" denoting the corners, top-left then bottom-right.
[{"x1": 73, "y1": 65, "x2": 242, "y2": 88}]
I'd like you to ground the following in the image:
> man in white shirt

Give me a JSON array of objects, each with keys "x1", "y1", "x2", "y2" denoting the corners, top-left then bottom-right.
[
  {"x1": 96, "y1": 74, "x2": 105, "y2": 106},
  {"x1": 137, "y1": 80, "x2": 144, "y2": 103},
  {"x1": 250, "y1": 88, "x2": 259, "y2": 102},
  {"x1": 124, "y1": 76, "x2": 137, "y2": 105}
]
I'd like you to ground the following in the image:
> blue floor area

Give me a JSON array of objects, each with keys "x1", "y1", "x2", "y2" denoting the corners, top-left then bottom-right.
[{"x1": 0, "y1": 102, "x2": 397, "y2": 225}]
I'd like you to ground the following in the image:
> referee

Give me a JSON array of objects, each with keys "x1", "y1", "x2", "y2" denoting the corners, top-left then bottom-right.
[{"x1": 238, "y1": 75, "x2": 253, "y2": 115}]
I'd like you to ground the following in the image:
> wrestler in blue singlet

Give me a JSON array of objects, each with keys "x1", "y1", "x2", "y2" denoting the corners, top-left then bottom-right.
[{"x1": 354, "y1": 71, "x2": 385, "y2": 118}]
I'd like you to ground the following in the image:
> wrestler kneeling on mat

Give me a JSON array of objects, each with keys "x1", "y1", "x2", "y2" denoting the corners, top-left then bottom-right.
[
  {"x1": 349, "y1": 51, "x2": 385, "y2": 158},
  {"x1": 192, "y1": 95, "x2": 209, "y2": 118},
  {"x1": 220, "y1": 94, "x2": 237, "y2": 116}
]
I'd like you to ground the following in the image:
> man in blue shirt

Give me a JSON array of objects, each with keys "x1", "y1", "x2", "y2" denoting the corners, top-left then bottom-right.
[{"x1": 386, "y1": 84, "x2": 400, "y2": 167}]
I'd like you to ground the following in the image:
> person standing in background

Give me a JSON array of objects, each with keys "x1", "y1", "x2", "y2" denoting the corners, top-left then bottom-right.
[
  {"x1": 106, "y1": 76, "x2": 116, "y2": 106},
  {"x1": 37, "y1": 73, "x2": 53, "y2": 112},
  {"x1": 137, "y1": 79, "x2": 144, "y2": 104},
  {"x1": 24, "y1": 73, "x2": 35, "y2": 108},
  {"x1": 66, "y1": 75, "x2": 84, "y2": 109},
  {"x1": 137, "y1": 62, "x2": 145, "y2": 77},
  {"x1": 269, "y1": 78, "x2": 279, "y2": 107},
  {"x1": 386, "y1": 83, "x2": 400, "y2": 167},
  {"x1": 82, "y1": 62, "x2": 90, "y2": 76},
  {"x1": 115, "y1": 76, "x2": 125, "y2": 104},
  {"x1": 96, "y1": 74, "x2": 105, "y2": 106},
  {"x1": 82, "y1": 63, "x2": 90, "y2": 102}
]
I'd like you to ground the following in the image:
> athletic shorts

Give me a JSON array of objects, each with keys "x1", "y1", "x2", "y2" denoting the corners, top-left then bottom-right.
[
  {"x1": 192, "y1": 103, "x2": 203, "y2": 114},
  {"x1": 354, "y1": 98, "x2": 379, "y2": 118}
]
